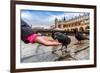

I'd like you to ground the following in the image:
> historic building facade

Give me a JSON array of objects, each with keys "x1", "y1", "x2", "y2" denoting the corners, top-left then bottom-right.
[{"x1": 55, "y1": 14, "x2": 90, "y2": 32}]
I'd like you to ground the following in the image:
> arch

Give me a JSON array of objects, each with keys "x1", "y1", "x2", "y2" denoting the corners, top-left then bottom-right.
[
  {"x1": 79, "y1": 27, "x2": 84, "y2": 32},
  {"x1": 71, "y1": 29, "x2": 74, "y2": 32},
  {"x1": 74, "y1": 28, "x2": 78, "y2": 32},
  {"x1": 67, "y1": 29, "x2": 69, "y2": 31},
  {"x1": 85, "y1": 26, "x2": 89, "y2": 30},
  {"x1": 85, "y1": 26, "x2": 89, "y2": 32},
  {"x1": 72, "y1": 28, "x2": 78, "y2": 32}
]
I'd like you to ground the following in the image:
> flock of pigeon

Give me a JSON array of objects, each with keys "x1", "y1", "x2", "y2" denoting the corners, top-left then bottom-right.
[{"x1": 51, "y1": 31, "x2": 89, "y2": 55}]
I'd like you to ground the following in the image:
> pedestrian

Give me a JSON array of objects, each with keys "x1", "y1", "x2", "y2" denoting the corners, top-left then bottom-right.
[{"x1": 21, "y1": 19, "x2": 61, "y2": 46}]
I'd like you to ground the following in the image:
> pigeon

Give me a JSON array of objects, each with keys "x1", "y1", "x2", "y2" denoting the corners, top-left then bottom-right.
[
  {"x1": 75, "y1": 31, "x2": 89, "y2": 44},
  {"x1": 52, "y1": 32, "x2": 71, "y2": 54}
]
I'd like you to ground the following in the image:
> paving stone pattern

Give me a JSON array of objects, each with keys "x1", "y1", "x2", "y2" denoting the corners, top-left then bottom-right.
[{"x1": 21, "y1": 36, "x2": 89, "y2": 63}]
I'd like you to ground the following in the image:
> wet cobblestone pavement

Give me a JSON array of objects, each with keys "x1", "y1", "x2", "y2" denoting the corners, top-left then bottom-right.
[{"x1": 21, "y1": 36, "x2": 89, "y2": 63}]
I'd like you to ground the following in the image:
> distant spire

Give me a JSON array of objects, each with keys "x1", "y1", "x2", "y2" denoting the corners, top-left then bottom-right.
[
  {"x1": 63, "y1": 16, "x2": 66, "y2": 21},
  {"x1": 55, "y1": 17, "x2": 58, "y2": 21},
  {"x1": 55, "y1": 17, "x2": 58, "y2": 28}
]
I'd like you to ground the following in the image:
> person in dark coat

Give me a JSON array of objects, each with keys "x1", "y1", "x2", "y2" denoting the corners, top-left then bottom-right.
[{"x1": 21, "y1": 19, "x2": 61, "y2": 46}]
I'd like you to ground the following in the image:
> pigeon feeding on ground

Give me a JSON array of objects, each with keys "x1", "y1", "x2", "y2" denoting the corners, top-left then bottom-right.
[
  {"x1": 75, "y1": 31, "x2": 89, "y2": 44},
  {"x1": 52, "y1": 32, "x2": 71, "y2": 54}
]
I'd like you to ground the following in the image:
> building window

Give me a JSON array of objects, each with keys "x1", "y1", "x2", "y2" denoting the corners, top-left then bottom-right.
[
  {"x1": 63, "y1": 24, "x2": 67, "y2": 28},
  {"x1": 58, "y1": 24, "x2": 61, "y2": 28},
  {"x1": 77, "y1": 22, "x2": 80, "y2": 26},
  {"x1": 71, "y1": 24, "x2": 73, "y2": 27}
]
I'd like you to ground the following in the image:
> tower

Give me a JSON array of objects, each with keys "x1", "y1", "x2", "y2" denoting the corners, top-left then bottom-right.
[
  {"x1": 55, "y1": 18, "x2": 58, "y2": 28},
  {"x1": 63, "y1": 16, "x2": 66, "y2": 21}
]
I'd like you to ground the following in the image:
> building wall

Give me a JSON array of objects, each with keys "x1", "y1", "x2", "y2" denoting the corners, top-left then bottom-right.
[{"x1": 55, "y1": 14, "x2": 90, "y2": 32}]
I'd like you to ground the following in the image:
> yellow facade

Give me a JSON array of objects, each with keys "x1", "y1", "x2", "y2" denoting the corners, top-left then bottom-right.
[{"x1": 55, "y1": 14, "x2": 89, "y2": 32}]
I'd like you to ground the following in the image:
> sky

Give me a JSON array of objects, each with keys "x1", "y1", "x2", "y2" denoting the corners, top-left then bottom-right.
[{"x1": 21, "y1": 10, "x2": 89, "y2": 28}]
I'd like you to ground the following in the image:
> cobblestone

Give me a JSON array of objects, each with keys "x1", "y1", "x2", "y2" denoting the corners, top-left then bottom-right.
[{"x1": 21, "y1": 35, "x2": 89, "y2": 63}]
